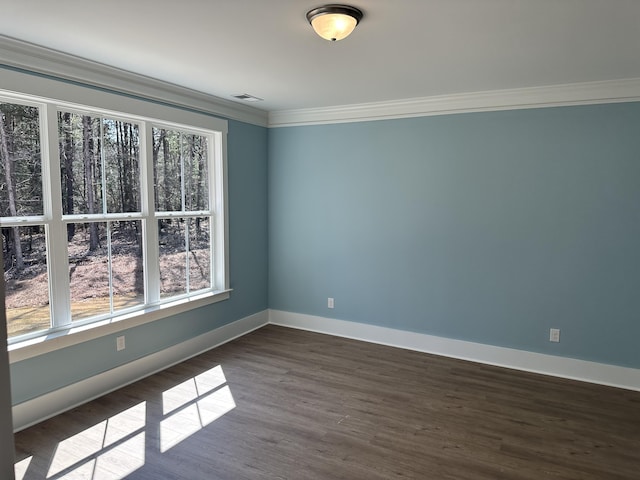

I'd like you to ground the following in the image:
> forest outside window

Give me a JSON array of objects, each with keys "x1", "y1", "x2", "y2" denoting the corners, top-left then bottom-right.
[{"x1": 1, "y1": 94, "x2": 228, "y2": 345}]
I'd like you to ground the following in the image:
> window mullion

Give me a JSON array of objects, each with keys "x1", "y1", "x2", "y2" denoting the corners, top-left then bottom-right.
[
  {"x1": 141, "y1": 122, "x2": 160, "y2": 304},
  {"x1": 107, "y1": 221, "x2": 114, "y2": 313},
  {"x1": 185, "y1": 219, "x2": 190, "y2": 293},
  {"x1": 43, "y1": 104, "x2": 72, "y2": 328}
]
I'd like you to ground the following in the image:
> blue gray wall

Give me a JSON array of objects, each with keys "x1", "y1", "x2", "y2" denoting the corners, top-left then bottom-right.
[
  {"x1": 269, "y1": 103, "x2": 640, "y2": 369},
  {"x1": 8, "y1": 100, "x2": 640, "y2": 407},
  {"x1": 10, "y1": 119, "x2": 268, "y2": 404}
]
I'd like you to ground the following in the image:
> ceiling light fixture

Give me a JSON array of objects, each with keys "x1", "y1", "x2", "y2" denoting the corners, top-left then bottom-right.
[{"x1": 306, "y1": 4, "x2": 363, "y2": 42}]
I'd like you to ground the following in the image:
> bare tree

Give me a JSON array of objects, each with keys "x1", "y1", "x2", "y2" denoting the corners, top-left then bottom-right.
[
  {"x1": 61, "y1": 112, "x2": 75, "y2": 240},
  {"x1": 83, "y1": 116, "x2": 99, "y2": 251},
  {"x1": 162, "y1": 133, "x2": 171, "y2": 211},
  {"x1": 0, "y1": 110, "x2": 24, "y2": 269}
]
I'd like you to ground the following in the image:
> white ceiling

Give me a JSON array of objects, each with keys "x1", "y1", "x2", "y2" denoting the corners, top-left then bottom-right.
[{"x1": 1, "y1": 0, "x2": 639, "y2": 113}]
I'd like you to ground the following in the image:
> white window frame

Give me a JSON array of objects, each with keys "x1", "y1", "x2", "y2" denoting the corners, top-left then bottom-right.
[{"x1": 1, "y1": 70, "x2": 229, "y2": 362}]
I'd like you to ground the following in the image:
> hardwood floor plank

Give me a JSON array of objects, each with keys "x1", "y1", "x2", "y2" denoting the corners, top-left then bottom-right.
[{"x1": 14, "y1": 325, "x2": 640, "y2": 479}]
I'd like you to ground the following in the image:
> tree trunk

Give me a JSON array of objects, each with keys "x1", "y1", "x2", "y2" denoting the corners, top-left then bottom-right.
[
  {"x1": 195, "y1": 137, "x2": 204, "y2": 236},
  {"x1": 83, "y1": 116, "x2": 99, "y2": 251},
  {"x1": 62, "y1": 112, "x2": 75, "y2": 241},
  {"x1": 127, "y1": 123, "x2": 136, "y2": 211},
  {"x1": 117, "y1": 122, "x2": 126, "y2": 212},
  {"x1": 152, "y1": 130, "x2": 163, "y2": 206},
  {"x1": 162, "y1": 134, "x2": 170, "y2": 212},
  {"x1": 152, "y1": 130, "x2": 164, "y2": 233},
  {"x1": 0, "y1": 111, "x2": 24, "y2": 269}
]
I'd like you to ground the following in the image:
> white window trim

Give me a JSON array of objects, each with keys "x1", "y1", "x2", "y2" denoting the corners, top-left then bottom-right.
[
  {"x1": 1, "y1": 68, "x2": 230, "y2": 362},
  {"x1": 8, "y1": 290, "x2": 231, "y2": 363}
]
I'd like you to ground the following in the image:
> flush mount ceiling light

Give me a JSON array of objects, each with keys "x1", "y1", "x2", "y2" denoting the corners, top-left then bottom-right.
[{"x1": 306, "y1": 4, "x2": 363, "y2": 42}]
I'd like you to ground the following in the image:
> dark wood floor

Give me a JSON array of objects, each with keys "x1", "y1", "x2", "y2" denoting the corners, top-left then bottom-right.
[{"x1": 14, "y1": 325, "x2": 640, "y2": 479}]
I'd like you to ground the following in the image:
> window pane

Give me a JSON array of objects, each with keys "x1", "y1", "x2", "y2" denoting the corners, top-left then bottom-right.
[
  {"x1": 153, "y1": 128, "x2": 182, "y2": 212},
  {"x1": 104, "y1": 119, "x2": 141, "y2": 213},
  {"x1": 153, "y1": 129, "x2": 209, "y2": 212},
  {"x1": 111, "y1": 220, "x2": 144, "y2": 311},
  {"x1": 58, "y1": 112, "x2": 103, "y2": 215},
  {"x1": 184, "y1": 134, "x2": 209, "y2": 211},
  {"x1": 69, "y1": 221, "x2": 144, "y2": 322},
  {"x1": 189, "y1": 217, "x2": 210, "y2": 291},
  {"x1": 69, "y1": 222, "x2": 109, "y2": 321},
  {"x1": 0, "y1": 103, "x2": 43, "y2": 217},
  {"x1": 158, "y1": 219, "x2": 186, "y2": 298},
  {"x1": 158, "y1": 217, "x2": 211, "y2": 299},
  {"x1": 4, "y1": 226, "x2": 50, "y2": 338}
]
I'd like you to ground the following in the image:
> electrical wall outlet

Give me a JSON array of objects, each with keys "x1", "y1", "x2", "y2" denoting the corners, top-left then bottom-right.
[
  {"x1": 116, "y1": 335, "x2": 126, "y2": 351},
  {"x1": 549, "y1": 328, "x2": 560, "y2": 343},
  {"x1": 328, "y1": 297, "x2": 334, "y2": 309}
]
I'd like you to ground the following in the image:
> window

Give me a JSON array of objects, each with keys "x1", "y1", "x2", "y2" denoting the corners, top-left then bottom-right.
[
  {"x1": 153, "y1": 127, "x2": 211, "y2": 298},
  {"x1": 1, "y1": 93, "x2": 228, "y2": 345}
]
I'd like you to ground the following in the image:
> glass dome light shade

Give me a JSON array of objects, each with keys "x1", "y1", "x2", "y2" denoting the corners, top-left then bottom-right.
[{"x1": 307, "y1": 5, "x2": 363, "y2": 42}]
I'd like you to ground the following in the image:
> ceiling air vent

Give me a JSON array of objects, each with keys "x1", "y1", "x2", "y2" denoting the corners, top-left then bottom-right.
[{"x1": 232, "y1": 93, "x2": 263, "y2": 102}]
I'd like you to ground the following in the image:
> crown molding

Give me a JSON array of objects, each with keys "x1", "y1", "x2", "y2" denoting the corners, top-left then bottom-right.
[
  {"x1": 268, "y1": 78, "x2": 640, "y2": 127},
  {"x1": 3, "y1": 35, "x2": 640, "y2": 130},
  {"x1": 0, "y1": 35, "x2": 268, "y2": 127}
]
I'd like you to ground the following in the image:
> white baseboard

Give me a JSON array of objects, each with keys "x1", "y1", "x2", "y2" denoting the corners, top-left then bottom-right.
[
  {"x1": 14, "y1": 308, "x2": 638, "y2": 432},
  {"x1": 12, "y1": 310, "x2": 268, "y2": 432},
  {"x1": 269, "y1": 309, "x2": 640, "y2": 392}
]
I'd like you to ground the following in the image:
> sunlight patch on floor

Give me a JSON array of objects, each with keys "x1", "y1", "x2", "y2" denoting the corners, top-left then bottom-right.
[
  {"x1": 160, "y1": 384, "x2": 236, "y2": 452},
  {"x1": 162, "y1": 364, "x2": 227, "y2": 415},
  {"x1": 14, "y1": 455, "x2": 32, "y2": 480},
  {"x1": 47, "y1": 402, "x2": 147, "y2": 478},
  {"x1": 93, "y1": 432, "x2": 145, "y2": 479},
  {"x1": 15, "y1": 365, "x2": 235, "y2": 479}
]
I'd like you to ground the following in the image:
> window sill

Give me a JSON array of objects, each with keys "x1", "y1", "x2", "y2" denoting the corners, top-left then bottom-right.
[{"x1": 8, "y1": 289, "x2": 231, "y2": 363}]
